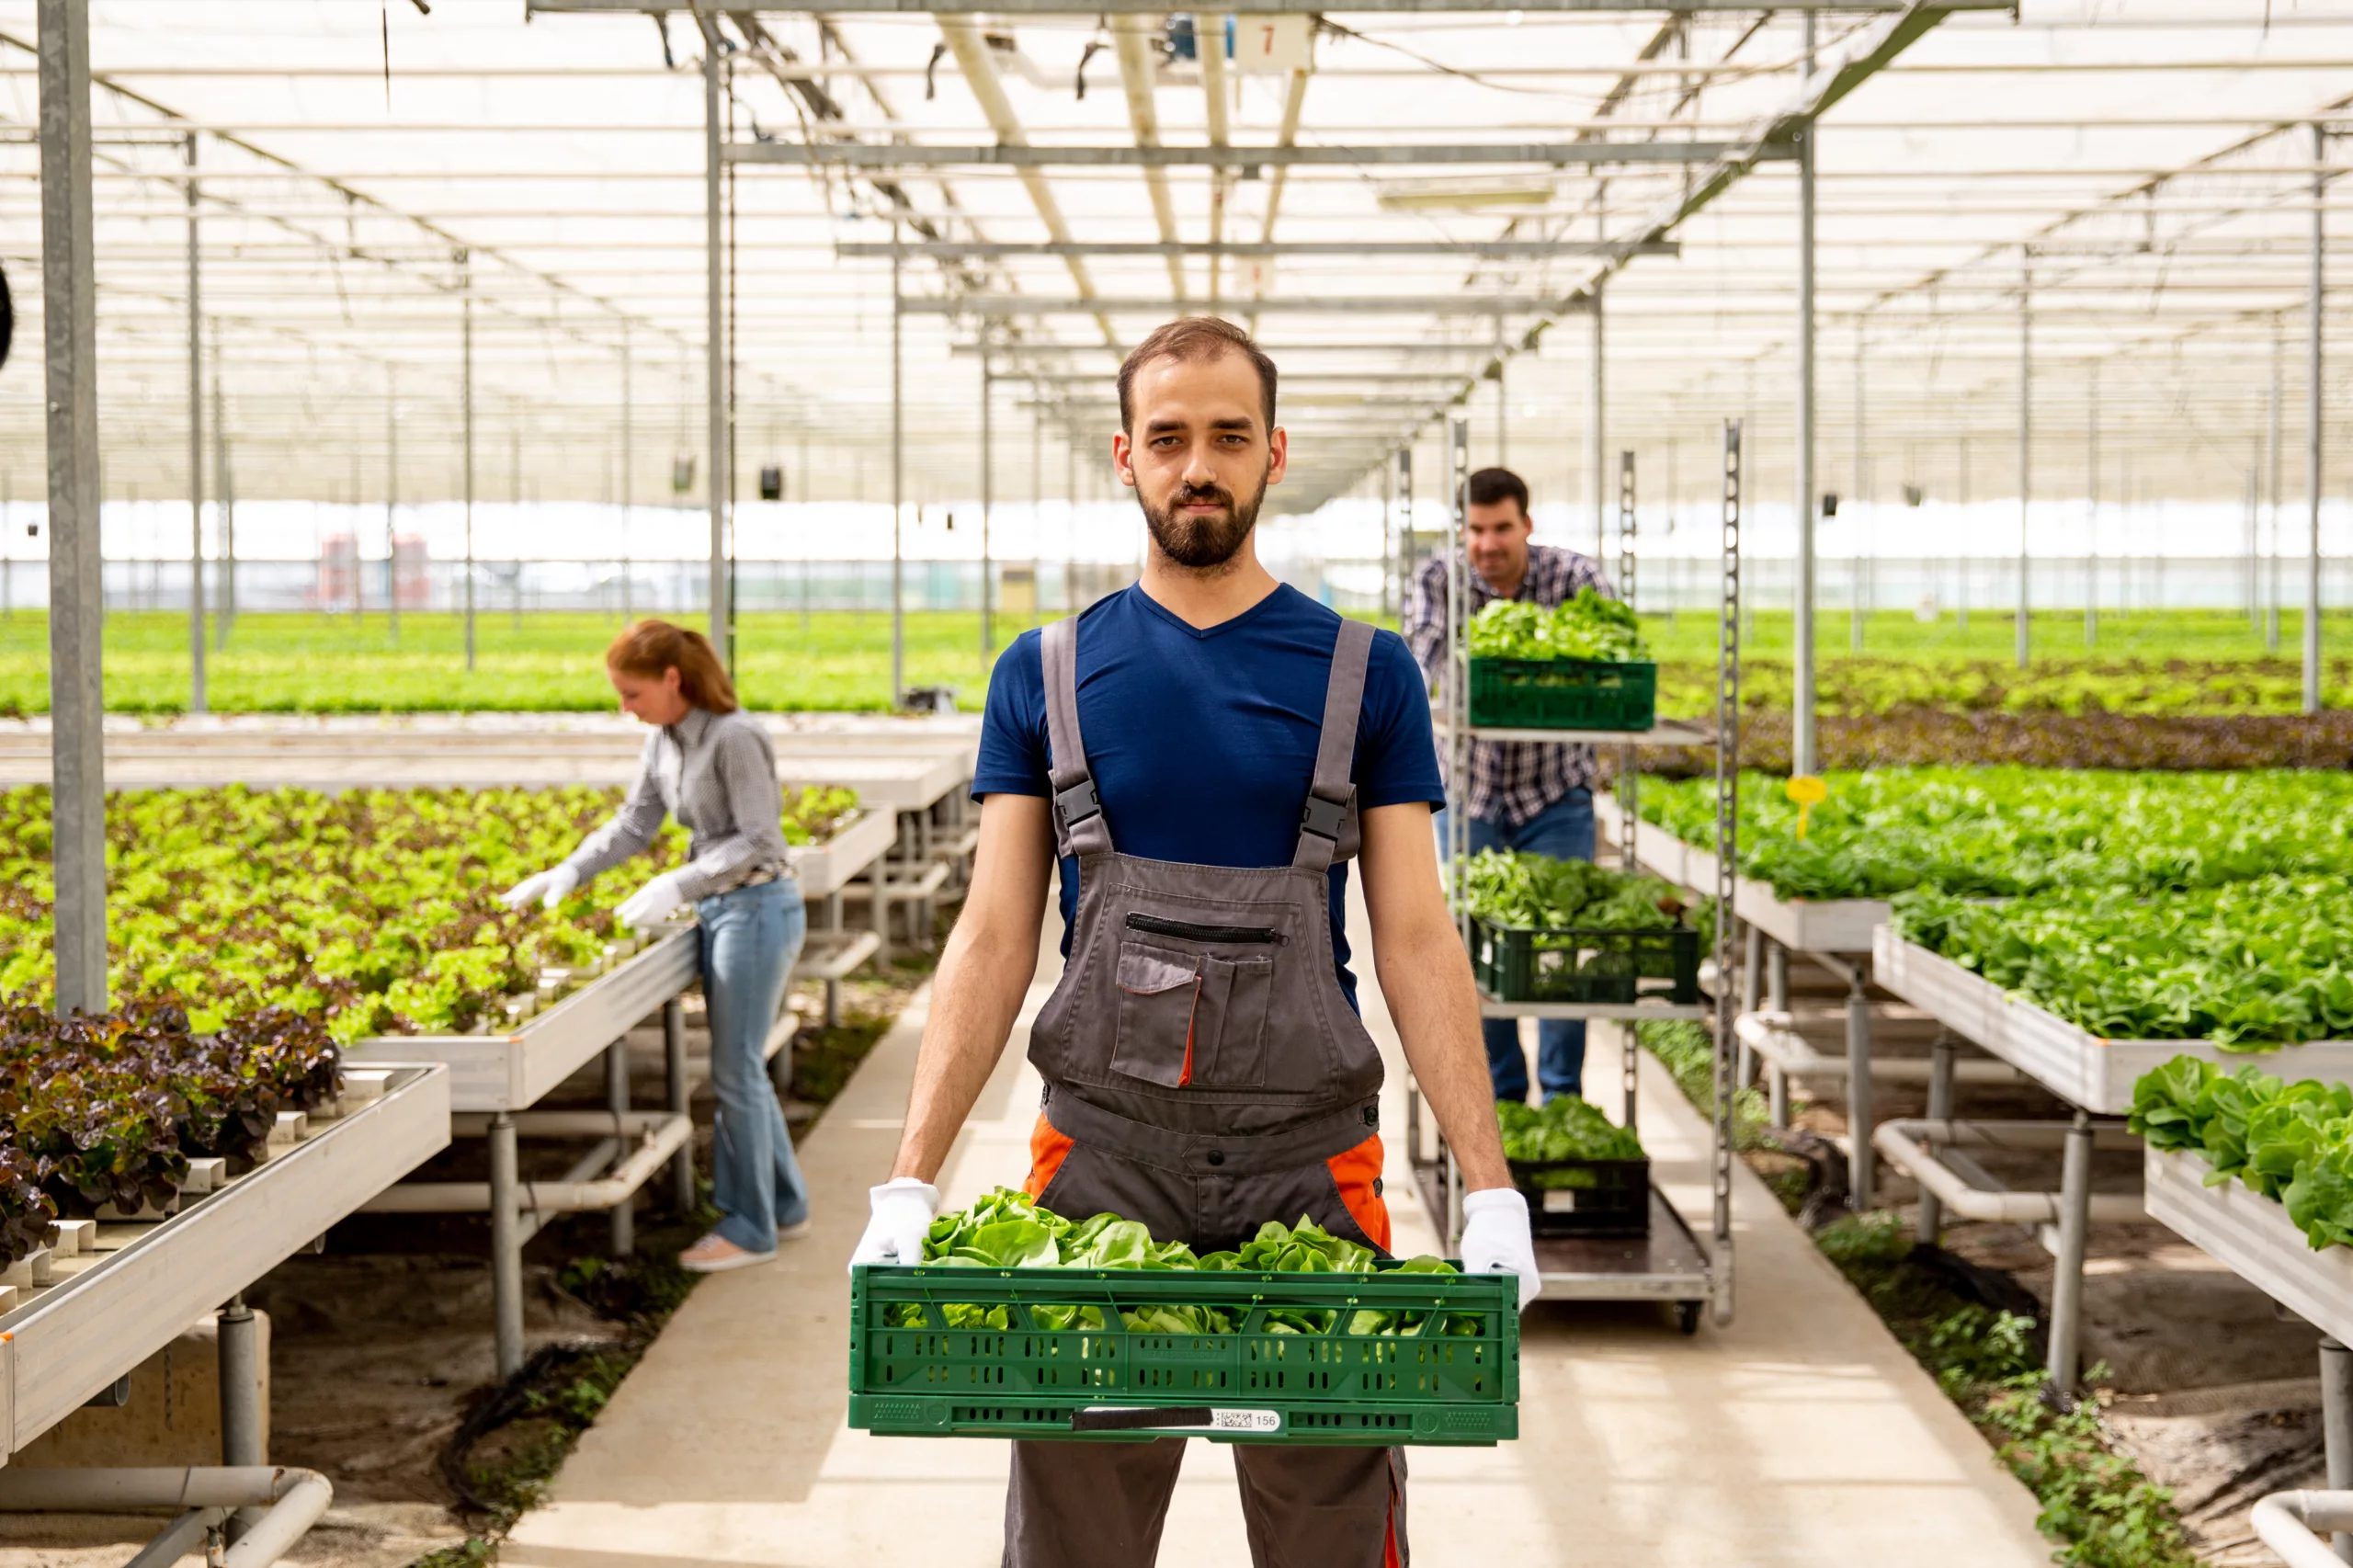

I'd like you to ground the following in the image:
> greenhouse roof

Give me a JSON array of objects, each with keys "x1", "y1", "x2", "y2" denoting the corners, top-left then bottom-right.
[{"x1": 1, "y1": 0, "x2": 2348, "y2": 518}]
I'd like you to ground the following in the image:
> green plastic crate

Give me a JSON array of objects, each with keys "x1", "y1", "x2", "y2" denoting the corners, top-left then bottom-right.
[
  {"x1": 1469, "y1": 915, "x2": 1700, "y2": 1005},
  {"x1": 848, "y1": 1264, "x2": 1518, "y2": 1446},
  {"x1": 1467, "y1": 656, "x2": 1657, "y2": 732}
]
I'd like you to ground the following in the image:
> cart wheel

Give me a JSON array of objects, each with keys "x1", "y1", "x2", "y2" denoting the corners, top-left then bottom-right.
[{"x1": 1675, "y1": 1301, "x2": 1703, "y2": 1335}]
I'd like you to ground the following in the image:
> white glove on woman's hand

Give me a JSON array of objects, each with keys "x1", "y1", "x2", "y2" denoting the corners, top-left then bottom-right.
[
  {"x1": 1460, "y1": 1186, "x2": 1542, "y2": 1311},
  {"x1": 499, "y1": 865, "x2": 580, "y2": 912},
  {"x1": 614, "y1": 870, "x2": 689, "y2": 930},
  {"x1": 848, "y1": 1177, "x2": 941, "y2": 1274}
]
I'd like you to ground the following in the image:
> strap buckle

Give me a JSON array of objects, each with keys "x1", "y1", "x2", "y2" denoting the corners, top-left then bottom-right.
[
  {"x1": 1055, "y1": 776, "x2": 1102, "y2": 827},
  {"x1": 1299, "y1": 791, "x2": 1349, "y2": 842}
]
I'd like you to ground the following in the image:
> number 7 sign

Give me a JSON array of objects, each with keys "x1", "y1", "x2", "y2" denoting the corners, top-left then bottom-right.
[{"x1": 1232, "y1": 14, "x2": 1313, "y2": 73}]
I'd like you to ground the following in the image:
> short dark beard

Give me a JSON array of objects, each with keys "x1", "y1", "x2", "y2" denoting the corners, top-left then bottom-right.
[{"x1": 1139, "y1": 470, "x2": 1267, "y2": 571}]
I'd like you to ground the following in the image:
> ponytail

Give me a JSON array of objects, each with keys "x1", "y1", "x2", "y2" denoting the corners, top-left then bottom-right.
[{"x1": 605, "y1": 619, "x2": 740, "y2": 713}]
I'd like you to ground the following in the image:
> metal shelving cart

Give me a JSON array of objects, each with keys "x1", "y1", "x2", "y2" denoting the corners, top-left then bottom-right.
[
  {"x1": 0, "y1": 1063, "x2": 451, "y2": 1461},
  {"x1": 1411, "y1": 416, "x2": 1745, "y2": 1332}
]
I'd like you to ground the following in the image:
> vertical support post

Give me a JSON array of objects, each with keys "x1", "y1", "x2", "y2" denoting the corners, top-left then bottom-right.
[
  {"x1": 2085, "y1": 359, "x2": 2098, "y2": 648},
  {"x1": 1851, "y1": 317, "x2": 1865, "y2": 653},
  {"x1": 663, "y1": 996, "x2": 694, "y2": 1214},
  {"x1": 2017, "y1": 252, "x2": 2032, "y2": 672},
  {"x1": 488, "y1": 1112, "x2": 524, "y2": 1379},
  {"x1": 386, "y1": 365, "x2": 400, "y2": 646},
  {"x1": 40, "y1": 0, "x2": 106, "y2": 1018},
  {"x1": 1445, "y1": 418, "x2": 1471, "y2": 918},
  {"x1": 823, "y1": 891, "x2": 845, "y2": 1028},
  {"x1": 1712, "y1": 415, "x2": 1743, "y2": 1324},
  {"x1": 2307, "y1": 121, "x2": 2326, "y2": 717},
  {"x1": 1790, "y1": 12, "x2": 1819, "y2": 778},
  {"x1": 2320, "y1": 1336, "x2": 2353, "y2": 1562},
  {"x1": 1029, "y1": 393, "x2": 1042, "y2": 633},
  {"x1": 1957, "y1": 433, "x2": 1970, "y2": 632},
  {"x1": 1918, "y1": 1031, "x2": 1956, "y2": 1244},
  {"x1": 1396, "y1": 448, "x2": 1415, "y2": 619},
  {"x1": 185, "y1": 131, "x2": 206, "y2": 715},
  {"x1": 700, "y1": 12, "x2": 730, "y2": 672},
  {"x1": 606, "y1": 1040, "x2": 634, "y2": 1257},
  {"x1": 1587, "y1": 280, "x2": 1606, "y2": 556},
  {"x1": 214, "y1": 319, "x2": 234, "y2": 648},
  {"x1": 981, "y1": 361, "x2": 994, "y2": 655},
  {"x1": 1845, "y1": 965, "x2": 1873, "y2": 1210},
  {"x1": 1381, "y1": 441, "x2": 1396, "y2": 619},
  {"x1": 1737, "y1": 921, "x2": 1762, "y2": 1088},
  {"x1": 510, "y1": 419, "x2": 524, "y2": 632},
  {"x1": 2270, "y1": 312, "x2": 2285, "y2": 653},
  {"x1": 460, "y1": 250, "x2": 476, "y2": 671},
  {"x1": 2048, "y1": 1107, "x2": 2093, "y2": 1389},
  {"x1": 1618, "y1": 448, "x2": 1638, "y2": 1132},
  {"x1": 216, "y1": 1293, "x2": 263, "y2": 1540},
  {"x1": 890, "y1": 226, "x2": 904, "y2": 707},
  {"x1": 620, "y1": 321, "x2": 633, "y2": 624}
]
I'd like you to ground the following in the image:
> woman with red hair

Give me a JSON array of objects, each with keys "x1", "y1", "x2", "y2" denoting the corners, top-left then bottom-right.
[{"x1": 503, "y1": 619, "x2": 809, "y2": 1272}]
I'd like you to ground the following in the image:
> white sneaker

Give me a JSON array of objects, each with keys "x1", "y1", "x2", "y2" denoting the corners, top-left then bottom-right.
[
  {"x1": 678, "y1": 1233, "x2": 777, "y2": 1274},
  {"x1": 776, "y1": 1218, "x2": 813, "y2": 1243}
]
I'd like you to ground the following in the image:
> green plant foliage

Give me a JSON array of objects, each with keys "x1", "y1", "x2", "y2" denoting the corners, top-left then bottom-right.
[
  {"x1": 1641, "y1": 767, "x2": 2353, "y2": 903},
  {"x1": 1896, "y1": 877, "x2": 2353, "y2": 1047},
  {"x1": 2131, "y1": 1056, "x2": 2353, "y2": 1247},
  {"x1": 1495, "y1": 1094, "x2": 1643, "y2": 1174},
  {"x1": 0, "y1": 995, "x2": 336, "y2": 1248},
  {"x1": 1457, "y1": 848, "x2": 1679, "y2": 932},
  {"x1": 884, "y1": 1187, "x2": 1474, "y2": 1337},
  {"x1": 0, "y1": 783, "x2": 858, "y2": 1044},
  {"x1": 1467, "y1": 589, "x2": 1649, "y2": 663}
]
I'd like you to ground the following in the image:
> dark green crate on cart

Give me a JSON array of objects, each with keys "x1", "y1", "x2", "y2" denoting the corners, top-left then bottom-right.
[
  {"x1": 1511, "y1": 1155, "x2": 1651, "y2": 1239},
  {"x1": 1469, "y1": 915, "x2": 1700, "y2": 1005},
  {"x1": 1467, "y1": 657, "x2": 1657, "y2": 732},
  {"x1": 847, "y1": 1265, "x2": 1518, "y2": 1446}
]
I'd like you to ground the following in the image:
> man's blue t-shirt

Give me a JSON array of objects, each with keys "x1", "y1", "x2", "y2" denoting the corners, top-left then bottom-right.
[{"x1": 972, "y1": 583, "x2": 1445, "y2": 1008}]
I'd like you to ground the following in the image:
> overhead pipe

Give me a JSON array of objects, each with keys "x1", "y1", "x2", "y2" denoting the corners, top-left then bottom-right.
[{"x1": 0, "y1": 1466, "x2": 333, "y2": 1568}]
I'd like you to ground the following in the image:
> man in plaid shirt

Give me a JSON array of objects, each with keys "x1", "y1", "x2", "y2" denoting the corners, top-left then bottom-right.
[{"x1": 1404, "y1": 466, "x2": 1617, "y2": 1104}]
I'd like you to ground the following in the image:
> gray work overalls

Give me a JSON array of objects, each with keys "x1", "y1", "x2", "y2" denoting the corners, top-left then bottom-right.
[{"x1": 1005, "y1": 612, "x2": 1408, "y2": 1568}]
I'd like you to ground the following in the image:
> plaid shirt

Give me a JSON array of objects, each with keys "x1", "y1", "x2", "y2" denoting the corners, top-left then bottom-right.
[{"x1": 1404, "y1": 543, "x2": 1617, "y2": 828}]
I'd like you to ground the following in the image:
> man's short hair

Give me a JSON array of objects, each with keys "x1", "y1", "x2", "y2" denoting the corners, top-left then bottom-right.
[
  {"x1": 1466, "y1": 467, "x2": 1530, "y2": 519},
  {"x1": 1117, "y1": 316, "x2": 1279, "y2": 434}
]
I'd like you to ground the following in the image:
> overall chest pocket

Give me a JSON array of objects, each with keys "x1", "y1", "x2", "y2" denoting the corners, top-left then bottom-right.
[{"x1": 1108, "y1": 924, "x2": 1279, "y2": 1090}]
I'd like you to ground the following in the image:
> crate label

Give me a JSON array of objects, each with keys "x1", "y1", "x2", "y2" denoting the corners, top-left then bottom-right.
[
  {"x1": 1542, "y1": 1190, "x2": 1581, "y2": 1212},
  {"x1": 1209, "y1": 1409, "x2": 1284, "y2": 1433}
]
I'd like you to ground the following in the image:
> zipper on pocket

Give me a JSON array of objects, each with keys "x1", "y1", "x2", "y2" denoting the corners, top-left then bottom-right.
[{"x1": 1125, "y1": 912, "x2": 1288, "y2": 947}]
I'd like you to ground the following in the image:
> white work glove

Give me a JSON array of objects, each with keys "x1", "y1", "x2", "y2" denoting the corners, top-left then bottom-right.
[
  {"x1": 614, "y1": 870, "x2": 689, "y2": 931},
  {"x1": 499, "y1": 864, "x2": 579, "y2": 912},
  {"x1": 1460, "y1": 1187, "x2": 1542, "y2": 1312},
  {"x1": 848, "y1": 1176, "x2": 941, "y2": 1274}
]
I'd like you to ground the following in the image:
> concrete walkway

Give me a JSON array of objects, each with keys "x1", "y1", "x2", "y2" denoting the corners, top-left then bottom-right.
[{"x1": 506, "y1": 899, "x2": 2052, "y2": 1568}]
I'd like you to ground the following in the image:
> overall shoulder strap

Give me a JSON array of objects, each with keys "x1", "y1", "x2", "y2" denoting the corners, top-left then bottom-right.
[
  {"x1": 1040, "y1": 616, "x2": 1114, "y2": 858},
  {"x1": 1293, "y1": 619, "x2": 1377, "y2": 872}
]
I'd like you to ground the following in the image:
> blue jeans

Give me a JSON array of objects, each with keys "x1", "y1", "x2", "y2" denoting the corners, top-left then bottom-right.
[
  {"x1": 696, "y1": 878, "x2": 810, "y2": 1253},
  {"x1": 1438, "y1": 789, "x2": 1596, "y2": 1103}
]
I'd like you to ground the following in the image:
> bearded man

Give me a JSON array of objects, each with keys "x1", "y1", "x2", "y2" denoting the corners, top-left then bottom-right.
[{"x1": 851, "y1": 316, "x2": 1538, "y2": 1567}]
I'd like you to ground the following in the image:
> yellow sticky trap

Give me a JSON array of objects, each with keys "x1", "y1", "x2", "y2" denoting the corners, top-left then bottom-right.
[{"x1": 1785, "y1": 774, "x2": 1828, "y2": 840}]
